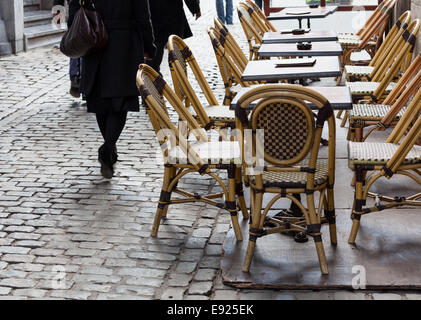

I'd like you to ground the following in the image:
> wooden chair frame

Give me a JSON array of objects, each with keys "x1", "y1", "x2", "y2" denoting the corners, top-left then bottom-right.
[
  {"x1": 237, "y1": 4, "x2": 263, "y2": 61},
  {"x1": 348, "y1": 54, "x2": 421, "y2": 142},
  {"x1": 167, "y1": 34, "x2": 235, "y2": 131},
  {"x1": 235, "y1": 84, "x2": 337, "y2": 274},
  {"x1": 344, "y1": 11, "x2": 412, "y2": 82},
  {"x1": 208, "y1": 27, "x2": 253, "y2": 106},
  {"x1": 136, "y1": 64, "x2": 249, "y2": 241},
  {"x1": 243, "y1": 0, "x2": 277, "y2": 32},
  {"x1": 348, "y1": 88, "x2": 421, "y2": 244},
  {"x1": 341, "y1": 19, "x2": 420, "y2": 127}
]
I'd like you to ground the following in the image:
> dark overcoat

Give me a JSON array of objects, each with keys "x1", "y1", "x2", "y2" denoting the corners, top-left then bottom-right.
[
  {"x1": 149, "y1": 0, "x2": 201, "y2": 43},
  {"x1": 68, "y1": 0, "x2": 155, "y2": 98}
]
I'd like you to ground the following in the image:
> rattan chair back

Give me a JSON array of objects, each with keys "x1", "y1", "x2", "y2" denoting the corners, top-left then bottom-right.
[
  {"x1": 214, "y1": 18, "x2": 249, "y2": 71},
  {"x1": 237, "y1": 5, "x2": 262, "y2": 60},
  {"x1": 243, "y1": 0, "x2": 277, "y2": 32},
  {"x1": 168, "y1": 35, "x2": 220, "y2": 128},
  {"x1": 369, "y1": 11, "x2": 411, "y2": 70},
  {"x1": 371, "y1": 19, "x2": 420, "y2": 100}
]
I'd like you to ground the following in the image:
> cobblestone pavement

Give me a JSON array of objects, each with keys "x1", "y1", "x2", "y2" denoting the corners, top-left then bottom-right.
[{"x1": 0, "y1": 1, "x2": 420, "y2": 300}]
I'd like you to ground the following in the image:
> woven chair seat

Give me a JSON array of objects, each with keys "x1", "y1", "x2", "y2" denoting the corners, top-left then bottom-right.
[
  {"x1": 338, "y1": 33, "x2": 359, "y2": 40},
  {"x1": 189, "y1": 105, "x2": 235, "y2": 122},
  {"x1": 350, "y1": 104, "x2": 406, "y2": 120},
  {"x1": 168, "y1": 141, "x2": 241, "y2": 164},
  {"x1": 348, "y1": 142, "x2": 421, "y2": 169},
  {"x1": 249, "y1": 159, "x2": 329, "y2": 189},
  {"x1": 345, "y1": 65, "x2": 375, "y2": 77},
  {"x1": 346, "y1": 81, "x2": 397, "y2": 95},
  {"x1": 339, "y1": 38, "x2": 377, "y2": 47}
]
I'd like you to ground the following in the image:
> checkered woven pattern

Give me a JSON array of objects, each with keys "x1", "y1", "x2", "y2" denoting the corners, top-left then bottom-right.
[
  {"x1": 338, "y1": 33, "x2": 360, "y2": 40},
  {"x1": 256, "y1": 103, "x2": 310, "y2": 162},
  {"x1": 350, "y1": 104, "x2": 406, "y2": 119},
  {"x1": 171, "y1": 43, "x2": 189, "y2": 99},
  {"x1": 348, "y1": 142, "x2": 421, "y2": 169},
  {"x1": 346, "y1": 81, "x2": 397, "y2": 95},
  {"x1": 249, "y1": 159, "x2": 329, "y2": 188},
  {"x1": 188, "y1": 105, "x2": 235, "y2": 122},
  {"x1": 345, "y1": 65, "x2": 375, "y2": 77}
]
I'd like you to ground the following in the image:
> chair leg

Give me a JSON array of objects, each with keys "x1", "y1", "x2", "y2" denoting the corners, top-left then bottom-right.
[
  {"x1": 161, "y1": 167, "x2": 177, "y2": 220},
  {"x1": 242, "y1": 188, "x2": 263, "y2": 273},
  {"x1": 151, "y1": 166, "x2": 172, "y2": 237},
  {"x1": 337, "y1": 110, "x2": 343, "y2": 119},
  {"x1": 340, "y1": 111, "x2": 349, "y2": 127},
  {"x1": 228, "y1": 166, "x2": 243, "y2": 241},
  {"x1": 307, "y1": 193, "x2": 328, "y2": 275},
  {"x1": 325, "y1": 189, "x2": 337, "y2": 245},
  {"x1": 235, "y1": 167, "x2": 249, "y2": 220},
  {"x1": 348, "y1": 167, "x2": 365, "y2": 244}
]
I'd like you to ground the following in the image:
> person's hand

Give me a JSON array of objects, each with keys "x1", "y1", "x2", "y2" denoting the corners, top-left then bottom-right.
[
  {"x1": 195, "y1": 12, "x2": 201, "y2": 20},
  {"x1": 144, "y1": 52, "x2": 152, "y2": 61}
]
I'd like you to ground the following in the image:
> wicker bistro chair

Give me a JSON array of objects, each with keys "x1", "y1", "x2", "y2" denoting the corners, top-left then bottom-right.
[
  {"x1": 348, "y1": 87, "x2": 421, "y2": 244},
  {"x1": 338, "y1": 0, "x2": 391, "y2": 41},
  {"x1": 243, "y1": 0, "x2": 277, "y2": 33},
  {"x1": 214, "y1": 18, "x2": 249, "y2": 71},
  {"x1": 208, "y1": 27, "x2": 259, "y2": 106},
  {"x1": 235, "y1": 84, "x2": 337, "y2": 274},
  {"x1": 341, "y1": 19, "x2": 421, "y2": 127},
  {"x1": 338, "y1": 0, "x2": 397, "y2": 77},
  {"x1": 348, "y1": 54, "x2": 421, "y2": 142},
  {"x1": 237, "y1": 5, "x2": 263, "y2": 61},
  {"x1": 136, "y1": 64, "x2": 249, "y2": 241},
  {"x1": 344, "y1": 11, "x2": 412, "y2": 82},
  {"x1": 167, "y1": 35, "x2": 236, "y2": 132}
]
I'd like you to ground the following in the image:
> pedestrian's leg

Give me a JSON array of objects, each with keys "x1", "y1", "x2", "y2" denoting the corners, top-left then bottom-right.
[
  {"x1": 226, "y1": 0, "x2": 234, "y2": 24},
  {"x1": 104, "y1": 111, "x2": 128, "y2": 148},
  {"x1": 95, "y1": 113, "x2": 107, "y2": 141},
  {"x1": 69, "y1": 58, "x2": 80, "y2": 98},
  {"x1": 146, "y1": 39, "x2": 166, "y2": 75},
  {"x1": 255, "y1": 0, "x2": 263, "y2": 9},
  {"x1": 216, "y1": 0, "x2": 225, "y2": 24}
]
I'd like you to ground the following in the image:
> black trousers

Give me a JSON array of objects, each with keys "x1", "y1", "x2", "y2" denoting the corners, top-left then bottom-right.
[
  {"x1": 146, "y1": 38, "x2": 167, "y2": 74},
  {"x1": 95, "y1": 111, "x2": 127, "y2": 148}
]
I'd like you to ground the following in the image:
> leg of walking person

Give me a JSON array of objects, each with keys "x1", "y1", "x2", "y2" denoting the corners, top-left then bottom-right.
[
  {"x1": 69, "y1": 58, "x2": 81, "y2": 98},
  {"x1": 255, "y1": 0, "x2": 263, "y2": 9},
  {"x1": 216, "y1": 0, "x2": 226, "y2": 24},
  {"x1": 146, "y1": 38, "x2": 167, "y2": 75},
  {"x1": 225, "y1": 0, "x2": 233, "y2": 24}
]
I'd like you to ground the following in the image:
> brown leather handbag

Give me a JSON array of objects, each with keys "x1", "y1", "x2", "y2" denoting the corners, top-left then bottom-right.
[{"x1": 60, "y1": 0, "x2": 108, "y2": 58}]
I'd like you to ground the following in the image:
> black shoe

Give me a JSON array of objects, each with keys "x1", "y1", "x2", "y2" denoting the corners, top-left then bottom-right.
[
  {"x1": 111, "y1": 145, "x2": 118, "y2": 164},
  {"x1": 98, "y1": 144, "x2": 114, "y2": 179},
  {"x1": 70, "y1": 77, "x2": 80, "y2": 98}
]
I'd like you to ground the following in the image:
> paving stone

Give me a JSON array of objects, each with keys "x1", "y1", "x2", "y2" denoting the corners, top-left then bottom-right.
[
  {"x1": 50, "y1": 290, "x2": 92, "y2": 300},
  {"x1": 175, "y1": 261, "x2": 198, "y2": 274},
  {"x1": 194, "y1": 269, "x2": 217, "y2": 281},
  {"x1": 168, "y1": 273, "x2": 193, "y2": 287},
  {"x1": 1, "y1": 254, "x2": 36, "y2": 263},
  {"x1": 406, "y1": 294, "x2": 421, "y2": 300},
  {"x1": 0, "y1": 278, "x2": 37, "y2": 288},
  {"x1": 0, "y1": 246, "x2": 31, "y2": 254},
  {"x1": 188, "y1": 281, "x2": 213, "y2": 296},
  {"x1": 161, "y1": 288, "x2": 186, "y2": 300},
  {"x1": 213, "y1": 290, "x2": 238, "y2": 300},
  {"x1": 14, "y1": 289, "x2": 47, "y2": 298},
  {"x1": 0, "y1": 287, "x2": 12, "y2": 295}
]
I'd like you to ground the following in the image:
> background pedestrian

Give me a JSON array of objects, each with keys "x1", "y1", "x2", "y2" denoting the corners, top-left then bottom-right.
[
  {"x1": 148, "y1": 0, "x2": 201, "y2": 74},
  {"x1": 68, "y1": 0, "x2": 156, "y2": 179},
  {"x1": 216, "y1": 0, "x2": 233, "y2": 25}
]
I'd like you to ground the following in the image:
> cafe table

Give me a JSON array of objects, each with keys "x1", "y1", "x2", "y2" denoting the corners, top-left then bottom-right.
[
  {"x1": 258, "y1": 41, "x2": 343, "y2": 58},
  {"x1": 262, "y1": 30, "x2": 338, "y2": 44},
  {"x1": 241, "y1": 56, "x2": 341, "y2": 82},
  {"x1": 267, "y1": 6, "x2": 338, "y2": 28},
  {"x1": 230, "y1": 85, "x2": 352, "y2": 111}
]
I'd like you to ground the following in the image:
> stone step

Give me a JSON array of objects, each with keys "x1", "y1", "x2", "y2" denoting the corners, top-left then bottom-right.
[
  {"x1": 24, "y1": 10, "x2": 53, "y2": 28},
  {"x1": 24, "y1": 4, "x2": 41, "y2": 12},
  {"x1": 24, "y1": 23, "x2": 67, "y2": 51}
]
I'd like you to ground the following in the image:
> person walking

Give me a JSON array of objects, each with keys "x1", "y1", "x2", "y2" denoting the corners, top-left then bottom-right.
[
  {"x1": 216, "y1": 0, "x2": 233, "y2": 25},
  {"x1": 68, "y1": 0, "x2": 156, "y2": 179},
  {"x1": 53, "y1": 0, "x2": 82, "y2": 98},
  {"x1": 148, "y1": 0, "x2": 201, "y2": 74}
]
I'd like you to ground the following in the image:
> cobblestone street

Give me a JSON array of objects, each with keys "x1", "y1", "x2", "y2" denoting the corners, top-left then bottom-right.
[{"x1": 0, "y1": 1, "x2": 420, "y2": 300}]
